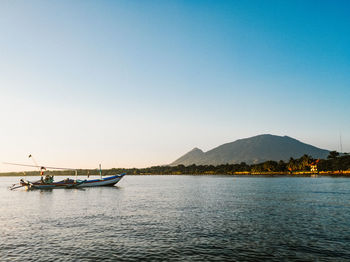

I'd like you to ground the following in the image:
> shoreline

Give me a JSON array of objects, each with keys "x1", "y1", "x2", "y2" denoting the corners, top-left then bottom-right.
[{"x1": 1, "y1": 171, "x2": 350, "y2": 177}]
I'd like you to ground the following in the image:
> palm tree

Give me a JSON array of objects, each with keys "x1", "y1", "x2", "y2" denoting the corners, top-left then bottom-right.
[
  {"x1": 327, "y1": 151, "x2": 339, "y2": 160},
  {"x1": 300, "y1": 154, "x2": 312, "y2": 170}
]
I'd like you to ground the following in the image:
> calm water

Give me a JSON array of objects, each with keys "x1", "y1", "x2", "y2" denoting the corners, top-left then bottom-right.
[{"x1": 1, "y1": 175, "x2": 350, "y2": 261}]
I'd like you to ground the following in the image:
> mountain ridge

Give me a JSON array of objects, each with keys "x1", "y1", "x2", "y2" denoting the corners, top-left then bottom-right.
[{"x1": 170, "y1": 134, "x2": 330, "y2": 166}]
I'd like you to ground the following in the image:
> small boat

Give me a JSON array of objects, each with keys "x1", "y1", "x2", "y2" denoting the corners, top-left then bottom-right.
[
  {"x1": 77, "y1": 173, "x2": 125, "y2": 188},
  {"x1": 11, "y1": 174, "x2": 125, "y2": 190},
  {"x1": 6, "y1": 156, "x2": 126, "y2": 190},
  {"x1": 16, "y1": 174, "x2": 126, "y2": 190}
]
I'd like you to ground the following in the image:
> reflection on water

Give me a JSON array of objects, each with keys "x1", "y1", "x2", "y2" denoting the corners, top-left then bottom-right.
[{"x1": 1, "y1": 175, "x2": 350, "y2": 261}]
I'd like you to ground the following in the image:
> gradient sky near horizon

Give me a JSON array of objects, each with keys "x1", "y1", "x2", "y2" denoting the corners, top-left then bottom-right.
[{"x1": 1, "y1": 0, "x2": 349, "y2": 171}]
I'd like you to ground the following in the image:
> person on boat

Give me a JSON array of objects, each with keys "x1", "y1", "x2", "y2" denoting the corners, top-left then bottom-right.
[
  {"x1": 44, "y1": 174, "x2": 54, "y2": 183},
  {"x1": 39, "y1": 167, "x2": 53, "y2": 183},
  {"x1": 40, "y1": 170, "x2": 45, "y2": 183}
]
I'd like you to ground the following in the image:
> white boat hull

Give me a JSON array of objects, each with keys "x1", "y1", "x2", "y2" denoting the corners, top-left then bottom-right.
[{"x1": 77, "y1": 173, "x2": 125, "y2": 188}]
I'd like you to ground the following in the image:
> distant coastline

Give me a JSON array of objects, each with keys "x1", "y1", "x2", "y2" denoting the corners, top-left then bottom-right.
[
  {"x1": 1, "y1": 171, "x2": 350, "y2": 177},
  {"x1": 1, "y1": 153, "x2": 349, "y2": 177}
]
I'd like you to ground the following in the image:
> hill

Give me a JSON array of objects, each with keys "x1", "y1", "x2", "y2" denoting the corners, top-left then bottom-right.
[{"x1": 171, "y1": 134, "x2": 330, "y2": 166}]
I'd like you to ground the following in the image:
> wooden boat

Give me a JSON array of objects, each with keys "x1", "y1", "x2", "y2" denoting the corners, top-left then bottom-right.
[
  {"x1": 11, "y1": 174, "x2": 125, "y2": 190},
  {"x1": 77, "y1": 173, "x2": 125, "y2": 187},
  {"x1": 6, "y1": 157, "x2": 126, "y2": 190},
  {"x1": 19, "y1": 177, "x2": 85, "y2": 190},
  {"x1": 12, "y1": 174, "x2": 125, "y2": 190}
]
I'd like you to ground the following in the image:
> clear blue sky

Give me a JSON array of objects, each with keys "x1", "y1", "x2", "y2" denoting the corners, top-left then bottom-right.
[{"x1": 1, "y1": 0, "x2": 349, "y2": 171}]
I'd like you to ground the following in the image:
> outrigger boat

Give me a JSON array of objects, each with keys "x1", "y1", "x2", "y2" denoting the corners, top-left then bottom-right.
[
  {"x1": 16, "y1": 174, "x2": 125, "y2": 190},
  {"x1": 18, "y1": 177, "x2": 85, "y2": 190},
  {"x1": 6, "y1": 156, "x2": 125, "y2": 190}
]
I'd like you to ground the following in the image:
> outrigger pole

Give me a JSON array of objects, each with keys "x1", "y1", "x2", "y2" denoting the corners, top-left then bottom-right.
[
  {"x1": 3, "y1": 162, "x2": 77, "y2": 170},
  {"x1": 10, "y1": 184, "x2": 25, "y2": 190},
  {"x1": 4, "y1": 162, "x2": 78, "y2": 180}
]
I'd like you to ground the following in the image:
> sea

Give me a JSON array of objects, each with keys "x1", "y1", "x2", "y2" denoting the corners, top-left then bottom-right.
[{"x1": 1, "y1": 175, "x2": 350, "y2": 261}]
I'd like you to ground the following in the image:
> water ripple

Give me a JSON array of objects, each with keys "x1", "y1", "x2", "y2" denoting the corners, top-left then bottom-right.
[{"x1": 1, "y1": 176, "x2": 350, "y2": 261}]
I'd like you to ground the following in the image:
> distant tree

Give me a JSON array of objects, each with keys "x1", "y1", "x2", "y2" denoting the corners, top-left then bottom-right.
[
  {"x1": 277, "y1": 160, "x2": 287, "y2": 171},
  {"x1": 299, "y1": 154, "x2": 313, "y2": 171},
  {"x1": 327, "y1": 151, "x2": 340, "y2": 160},
  {"x1": 263, "y1": 161, "x2": 278, "y2": 172},
  {"x1": 251, "y1": 165, "x2": 264, "y2": 172},
  {"x1": 176, "y1": 165, "x2": 186, "y2": 174},
  {"x1": 287, "y1": 157, "x2": 297, "y2": 172},
  {"x1": 239, "y1": 162, "x2": 250, "y2": 172}
]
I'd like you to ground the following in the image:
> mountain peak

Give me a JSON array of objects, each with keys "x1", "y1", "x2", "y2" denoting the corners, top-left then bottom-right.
[
  {"x1": 171, "y1": 147, "x2": 205, "y2": 166},
  {"x1": 190, "y1": 147, "x2": 203, "y2": 153}
]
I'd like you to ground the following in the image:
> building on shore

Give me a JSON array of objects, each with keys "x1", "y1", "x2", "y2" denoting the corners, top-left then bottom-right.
[{"x1": 310, "y1": 159, "x2": 320, "y2": 173}]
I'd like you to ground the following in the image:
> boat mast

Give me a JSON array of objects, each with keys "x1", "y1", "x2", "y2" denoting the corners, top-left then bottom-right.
[
  {"x1": 28, "y1": 154, "x2": 41, "y2": 173},
  {"x1": 99, "y1": 164, "x2": 102, "y2": 179}
]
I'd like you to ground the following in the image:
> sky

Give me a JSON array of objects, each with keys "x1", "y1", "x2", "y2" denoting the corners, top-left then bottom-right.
[{"x1": 0, "y1": 0, "x2": 349, "y2": 171}]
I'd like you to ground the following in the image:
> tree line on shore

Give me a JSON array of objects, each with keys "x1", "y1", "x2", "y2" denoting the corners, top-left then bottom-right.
[
  {"x1": 1, "y1": 151, "x2": 349, "y2": 176},
  {"x1": 125, "y1": 151, "x2": 350, "y2": 175}
]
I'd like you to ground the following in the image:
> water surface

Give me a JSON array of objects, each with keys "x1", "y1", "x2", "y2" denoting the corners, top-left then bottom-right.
[{"x1": 1, "y1": 175, "x2": 350, "y2": 261}]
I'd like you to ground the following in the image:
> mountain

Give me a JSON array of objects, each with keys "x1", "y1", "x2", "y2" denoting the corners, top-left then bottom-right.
[{"x1": 170, "y1": 134, "x2": 330, "y2": 166}]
